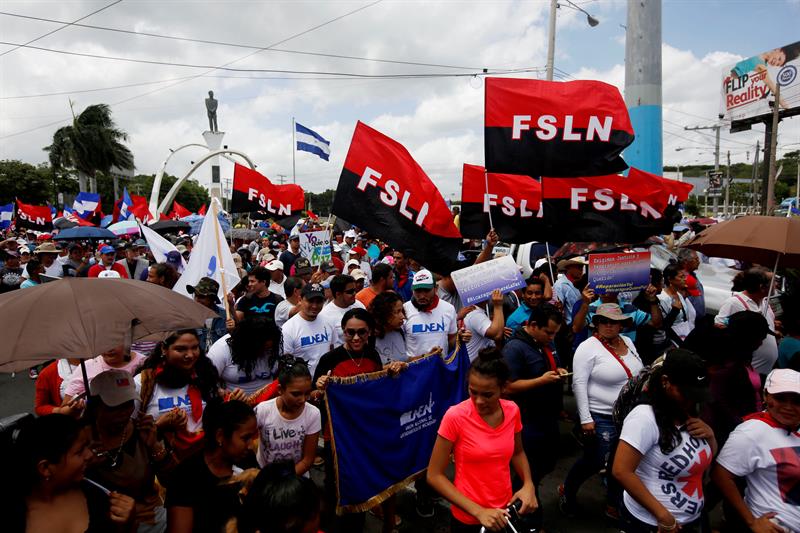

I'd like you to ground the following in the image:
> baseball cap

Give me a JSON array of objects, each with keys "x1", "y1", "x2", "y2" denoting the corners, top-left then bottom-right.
[
  {"x1": 98, "y1": 245, "x2": 115, "y2": 255},
  {"x1": 294, "y1": 257, "x2": 312, "y2": 275},
  {"x1": 98, "y1": 270, "x2": 121, "y2": 279},
  {"x1": 321, "y1": 260, "x2": 338, "y2": 274},
  {"x1": 4, "y1": 250, "x2": 20, "y2": 258},
  {"x1": 351, "y1": 268, "x2": 367, "y2": 281},
  {"x1": 412, "y1": 269, "x2": 435, "y2": 290},
  {"x1": 289, "y1": 234, "x2": 300, "y2": 241},
  {"x1": 133, "y1": 239, "x2": 148, "y2": 248},
  {"x1": 301, "y1": 282, "x2": 325, "y2": 300},
  {"x1": 90, "y1": 370, "x2": 137, "y2": 407},
  {"x1": 346, "y1": 259, "x2": 360, "y2": 269},
  {"x1": 764, "y1": 369, "x2": 800, "y2": 395},
  {"x1": 187, "y1": 277, "x2": 220, "y2": 303},
  {"x1": 266, "y1": 259, "x2": 284, "y2": 272},
  {"x1": 661, "y1": 349, "x2": 709, "y2": 404},
  {"x1": 332, "y1": 243, "x2": 342, "y2": 253},
  {"x1": 344, "y1": 229, "x2": 357, "y2": 239}
]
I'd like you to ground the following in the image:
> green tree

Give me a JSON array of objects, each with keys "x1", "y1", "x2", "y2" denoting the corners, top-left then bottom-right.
[
  {"x1": 44, "y1": 103, "x2": 134, "y2": 193},
  {"x1": 305, "y1": 189, "x2": 336, "y2": 216},
  {"x1": 94, "y1": 173, "x2": 210, "y2": 215},
  {"x1": 0, "y1": 160, "x2": 78, "y2": 206}
]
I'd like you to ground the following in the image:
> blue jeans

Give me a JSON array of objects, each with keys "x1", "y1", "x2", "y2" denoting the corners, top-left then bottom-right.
[{"x1": 563, "y1": 413, "x2": 618, "y2": 505}]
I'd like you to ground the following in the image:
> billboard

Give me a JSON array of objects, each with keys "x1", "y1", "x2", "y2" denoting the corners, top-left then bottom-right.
[{"x1": 720, "y1": 41, "x2": 800, "y2": 123}]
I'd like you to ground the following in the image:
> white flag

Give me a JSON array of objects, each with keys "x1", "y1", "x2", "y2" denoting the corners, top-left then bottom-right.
[
  {"x1": 173, "y1": 198, "x2": 240, "y2": 302},
  {"x1": 139, "y1": 223, "x2": 187, "y2": 272}
]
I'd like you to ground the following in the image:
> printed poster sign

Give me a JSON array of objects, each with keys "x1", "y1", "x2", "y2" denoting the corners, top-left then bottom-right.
[
  {"x1": 451, "y1": 255, "x2": 526, "y2": 306},
  {"x1": 298, "y1": 230, "x2": 331, "y2": 266},
  {"x1": 720, "y1": 41, "x2": 800, "y2": 123},
  {"x1": 589, "y1": 251, "x2": 651, "y2": 295}
]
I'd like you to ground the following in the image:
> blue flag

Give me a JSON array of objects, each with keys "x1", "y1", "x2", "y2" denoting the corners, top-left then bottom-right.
[
  {"x1": 119, "y1": 187, "x2": 134, "y2": 221},
  {"x1": 325, "y1": 343, "x2": 469, "y2": 512},
  {"x1": 0, "y1": 203, "x2": 13, "y2": 230},
  {"x1": 72, "y1": 192, "x2": 100, "y2": 220},
  {"x1": 295, "y1": 122, "x2": 331, "y2": 161}
]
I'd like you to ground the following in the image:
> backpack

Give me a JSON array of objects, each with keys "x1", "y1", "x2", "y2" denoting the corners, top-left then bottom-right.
[{"x1": 611, "y1": 356, "x2": 665, "y2": 430}]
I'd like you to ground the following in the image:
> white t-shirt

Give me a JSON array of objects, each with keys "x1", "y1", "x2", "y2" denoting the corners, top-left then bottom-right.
[
  {"x1": 374, "y1": 331, "x2": 408, "y2": 365},
  {"x1": 463, "y1": 307, "x2": 495, "y2": 362},
  {"x1": 255, "y1": 398, "x2": 322, "y2": 472},
  {"x1": 715, "y1": 293, "x2": 779, "y2": 375},
  {"x1": 274, "y1": 299, "x2": 296, "y2": 328},
  {"x1": 134, "y1": 375, "x2": 205, "y2": 434},
  {"x1": 281, "y1": 314, "x2": 334, "y2": 375},
  {"x1": 716, "y1": 417, "x2": 800, "y2": 531},
  {"x1": 207, "y1": 334, "x2": 274, "y2": 394},
  {"x1": 572, "y1": 335, "x2": 643, "y2": 424},
  {"x1": 269, "y1": 279, "x2": 286, "y2": 298},
  {"x1": 620, "y1": 405, "x2": 713, "y2": 526},
  {"x1": 318, "y1": 299, "x2": 366, "y2": 347},
  {"x1": 403, "y1": 299, "x2": 457, "y2": 359}
]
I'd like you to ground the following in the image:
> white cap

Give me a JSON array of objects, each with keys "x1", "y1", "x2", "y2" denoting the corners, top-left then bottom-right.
[
  {"x1": 346, "y1": 259, "x2": 360, "y2": 268},
  {"x1": 412, "y1": 269, "x2": 435, "y2": 289},
  {"x1": 351, "y1": 268, "x2": 367, "y2": 281},
  {"x1": 266, "y1": 259, "x2": 284, "y2": 271},
  {"x1": 332, "y1": 243, "x2": 342, "y2": 253},
  {"x1": 344, "y1": 229, "x2": 357, "y2": 239},
  {"x1": 764, "y1": 369, "x2": 800, "y2": 395},
  {"x1": 98, "y1": 270, "x2": 121, "y2": 279},
  {"x1": 534, "y1": 258, "x2": 548, "y2": 270}
]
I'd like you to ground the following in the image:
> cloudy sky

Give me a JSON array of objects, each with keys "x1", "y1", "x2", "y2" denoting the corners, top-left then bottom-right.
[{"x1": 1, "y1": 0, "x2": 798, "y2": 203}]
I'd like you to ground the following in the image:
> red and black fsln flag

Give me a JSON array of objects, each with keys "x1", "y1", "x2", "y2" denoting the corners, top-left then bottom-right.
[
  {"x1": 16, "y1": 200, "x2": 53, "y2": 231},
  {"x1": 460, "y1": 164, "x2": 543, "y2": 244},
  {"x1": 232, "y1": 163, "x2": 305, "y2": 228},
  {"x1": 333, "y1": 121, "x2": 462, "y2": 274},
  {"x1": 484, "y1": 78, "x2": 634, "y2": 178}
]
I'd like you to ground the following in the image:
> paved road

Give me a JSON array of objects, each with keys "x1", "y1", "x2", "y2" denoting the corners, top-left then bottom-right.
[{"x1": 0, "y1": 373, "x2": 619, "y2": 533}]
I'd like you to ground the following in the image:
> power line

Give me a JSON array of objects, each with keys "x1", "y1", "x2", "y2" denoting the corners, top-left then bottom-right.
[
  {"x1": 0, "y1": 0, "x2": 122, "y2": 57},
  {"x1": 0, "y1": 10, "x2": 484, "y2": 71}
]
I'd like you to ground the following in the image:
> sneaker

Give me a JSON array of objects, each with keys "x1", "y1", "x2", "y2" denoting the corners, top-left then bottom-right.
[
  {"x1": 557, "y1": 484, "x2": 577, "y2": 517},
  {"x1": 28, "y1": 368, "x2": 38, "y2": 380},
  {"x1": 415, "y1": 495, "x2": 435, "y2": 518}
]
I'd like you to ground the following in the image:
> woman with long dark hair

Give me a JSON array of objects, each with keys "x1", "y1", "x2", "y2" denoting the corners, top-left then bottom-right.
[
  {"x1": 7, "y1": 414, "x2": 135, "y2": 532},
  {"x1": 165, "y1": 400, "x2": 257, "y2": 533},
  {"x1": 136, "y1": 330, "x2": 221, "y2": 462},
  {"x1": 612, "y1": 350, "x2": 716, "y2": 533},
  {"x1": 370, "y1": 291, "x2": 407, "y2": 365},
  {"x1": 208, "y1": 317, "x2": 282, "y2": 395}
]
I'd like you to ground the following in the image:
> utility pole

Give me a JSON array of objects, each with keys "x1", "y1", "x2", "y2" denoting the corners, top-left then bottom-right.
[
  {"x1": 724, "y1": 150, "x2": 731, "y2": 217},
  {"x1": 751, "y1": 141, "x2": 760, "y2": 213},
  {"x1": 766, "y1": 82, "x2": 781, "y2": 215},
  {"x1": 276, "y1": 174, "x2": 287, "y2": 185},
  {"x1": 545, "y1": 0, "x2": 557, "y2": 81},
  {"x1": 685, "y1": 122, "x2": 721, "y2": 215}
]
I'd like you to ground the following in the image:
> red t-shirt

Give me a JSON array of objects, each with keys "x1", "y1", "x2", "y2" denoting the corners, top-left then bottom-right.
[
  {"x1": 88, "y1": 262, "x2": 129, "y2": 278},
  {"x1": 438, "y1": 398, "x2": 522, "y2": 524}
]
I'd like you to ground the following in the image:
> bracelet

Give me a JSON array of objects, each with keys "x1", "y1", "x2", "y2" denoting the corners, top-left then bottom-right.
[{"x1": 658, "y1": 516, "x2": 678, "y2": 531}]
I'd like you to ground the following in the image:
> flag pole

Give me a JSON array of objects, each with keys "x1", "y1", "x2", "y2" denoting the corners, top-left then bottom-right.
[
  {"x1": 211, "y1": 198, "x2": 232, "y2": 321},
  {"x1": 483, "y1": 169, "x2": 494, "y2": 230},
  {"x1": 292, "y1": 117, "x2": 297, "y2": 185}
]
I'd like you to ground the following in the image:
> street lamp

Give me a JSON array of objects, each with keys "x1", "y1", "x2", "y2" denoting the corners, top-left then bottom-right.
[{"x1": 546, "y1": 0, "x2": 600, "y2": 81}]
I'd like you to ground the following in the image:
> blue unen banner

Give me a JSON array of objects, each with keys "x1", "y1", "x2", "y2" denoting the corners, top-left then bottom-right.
[{"x1": 326, "y1": 343, "x2": 469, "y2": 512}]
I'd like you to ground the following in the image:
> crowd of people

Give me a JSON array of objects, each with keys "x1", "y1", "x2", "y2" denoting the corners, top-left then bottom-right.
[{"x1": 0, "y1": 218, "x2": 799, "y2": 533}]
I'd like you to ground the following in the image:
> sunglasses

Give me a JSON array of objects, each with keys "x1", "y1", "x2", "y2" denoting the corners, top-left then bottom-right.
[{"x1": 344, "y1": 328, "x2": 369, "y2": 338}]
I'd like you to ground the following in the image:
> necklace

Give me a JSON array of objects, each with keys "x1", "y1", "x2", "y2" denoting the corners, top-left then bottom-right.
[
  {"x1": 344, "y1": 347, "x2": 364, "y2": 368},
  {"x1": 97, "y1": 423, "x2": 130, "y2": 468}
]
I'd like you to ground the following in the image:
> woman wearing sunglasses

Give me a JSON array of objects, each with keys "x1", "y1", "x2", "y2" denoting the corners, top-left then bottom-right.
[{"x1": 312, "y1": 307, "x2": 408, "y2": 531}]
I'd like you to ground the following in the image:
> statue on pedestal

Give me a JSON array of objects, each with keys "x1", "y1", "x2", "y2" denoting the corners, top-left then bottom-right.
[{"x1": 205, "y1": 90, "x2": 219, "y2": 132}]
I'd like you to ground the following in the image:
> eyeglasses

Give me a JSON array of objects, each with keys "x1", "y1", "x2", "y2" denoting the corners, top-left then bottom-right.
[
  {"x1": 344, "y1": 289, "x2": 357, "y2": 295},
  {"x1": 344, "y1": 328, "x2": 369, "y2": 338}
]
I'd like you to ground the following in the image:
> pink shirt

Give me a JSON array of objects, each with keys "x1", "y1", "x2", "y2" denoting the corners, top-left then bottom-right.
[
  {"x1": 438, "y1": 398, "x2": 522, "y2": 524},
  {"x1": 63, "y1": 351, "x2": 146, "y2": 398}
]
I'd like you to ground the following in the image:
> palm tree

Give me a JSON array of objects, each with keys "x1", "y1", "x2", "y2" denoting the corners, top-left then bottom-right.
[{"x1": 44, "y1": 103, "x2": 134, "y2": 193}]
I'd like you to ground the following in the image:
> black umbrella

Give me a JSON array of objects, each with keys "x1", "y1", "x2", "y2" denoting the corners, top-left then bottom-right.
[
  {"x1": 54, "y1": 226, "x2": 117, "y2": 241},
  {"x1": 149, "y1": 220, "x2": 191, "y2": 234}
]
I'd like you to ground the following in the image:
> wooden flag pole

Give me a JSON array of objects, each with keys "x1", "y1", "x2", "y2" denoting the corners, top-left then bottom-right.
[{"x1": 211, "y1": 198, "x2": 232, "y2": 321}]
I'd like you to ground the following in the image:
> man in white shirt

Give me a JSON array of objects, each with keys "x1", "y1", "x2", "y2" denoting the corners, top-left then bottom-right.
[
  {"x1": 275, "y1": 276, "x2": 304, "y2": 328},
  {"x1": 267, "y1": 259, "x2": 286, "y2": 298},
  {"x1": 281, "y1": 283, "x2": 332, "y2": 375},
  {"x1": 319, "y1": 274, "x2": 366, "y2": 347},
  {"x1": 403, "y1": 269, "x2": 458, "y2": 359},
  {"x1": 715, "y1": 267, "x2": 778, "y2": 375}
]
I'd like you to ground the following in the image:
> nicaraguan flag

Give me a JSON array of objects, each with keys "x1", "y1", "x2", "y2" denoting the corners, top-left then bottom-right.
[
  {"x1": 295, "y1": 122, "x2": 331, "y2": 161},
  {"x1": 119, "y1": 188, "x2": 134, "y2": 221},
  {"x1": 0, "y1": 203, "x2": 13, "y2": 230},
  {"x1": 72, "y1": 192, "x2": 100, "y2": 219}
]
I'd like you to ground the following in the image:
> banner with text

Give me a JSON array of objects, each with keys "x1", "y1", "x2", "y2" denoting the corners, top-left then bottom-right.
[
  {"x1": 298, "y1": 230, "x2": 332, "y2": 266},
  {"x1": 588, "y1": 251, "x2": 651, "y2": 295},
  {"x1": 326, "y1": 343, "x2": 469, "y2": 512},
  {"x1": 231, "y1": 163, "x2": 305, "y2": 219},
  {"x1": 451, "y1": 255, "x2": 526, "y2": 306}
]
